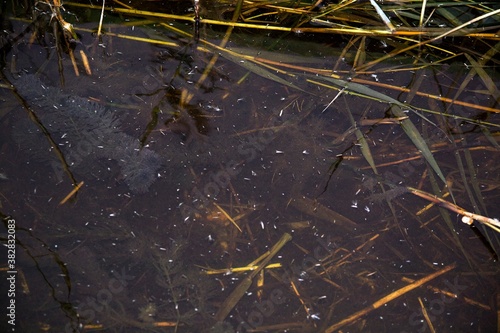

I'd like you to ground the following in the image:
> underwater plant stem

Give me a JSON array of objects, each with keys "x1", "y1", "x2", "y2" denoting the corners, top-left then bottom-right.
[{"x1": 214, "y1": 232, "x2": 292, "y2": 323}]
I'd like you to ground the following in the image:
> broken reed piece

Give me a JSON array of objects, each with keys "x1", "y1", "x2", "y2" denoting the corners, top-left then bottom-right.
[
  {"x1": 202, "y1": 263, "x2": 282, "y2": 275},
  {"x1": 407, "y1": 186, "x2": 500, "y2": 232},
  {"x1": 324, "y1": 263, "x2": 456, "y2": 332},
  {"x1": 213, "y1": 232, "x2": 292, "y2": 323},
  {"x1": 213, "y1": 202, "x2": 242, "y2": 233},
  {"x1": 59, "y1": 181, "x2": 85, "y2": 205},
  {"x1": 401, "y1": 276, "x2": 491, "y2": 311}
]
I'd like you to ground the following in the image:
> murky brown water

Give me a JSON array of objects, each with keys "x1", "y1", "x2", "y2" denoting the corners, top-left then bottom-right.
[{"x1": 0, "y1": 1, "x2": 499, "y2": 332}]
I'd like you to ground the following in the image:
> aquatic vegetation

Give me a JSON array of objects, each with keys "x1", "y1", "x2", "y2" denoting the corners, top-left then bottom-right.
[
  {"x1": 12, "y1": 74, "x2": 161, "y2": 193},
  {"x1": 2, "y1": 1, "x2": 499, "y2": 332},
  {"x1": 149, "y1": 239, "x2": 218, "y2": 330},
  {"x1": 110, "y1": 132, "x2": 161, "y2": 193}
]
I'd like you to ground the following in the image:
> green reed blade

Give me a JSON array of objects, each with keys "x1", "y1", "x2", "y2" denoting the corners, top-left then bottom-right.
[{"x1": 313, "y1": 75, "x2": 447, "y2": 185}]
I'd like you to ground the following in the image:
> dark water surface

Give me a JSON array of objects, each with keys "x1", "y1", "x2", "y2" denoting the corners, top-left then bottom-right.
[{"x1": 0, "y1": 1, "x2": 499, "y2": 332}]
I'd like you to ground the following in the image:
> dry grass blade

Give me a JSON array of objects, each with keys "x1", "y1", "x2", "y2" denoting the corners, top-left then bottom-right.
[
  {"x1": 401, "y1": 276, "x2": 491, "y2": 310},
  {"x1": 202, "y1": 263, "x2": 282, "y2": 275},
  {"x1": 60, "y1": 1, "x2": 500, "y2": 119},
  {"x1": 356, "y1": 7, "x2": 500, "y2": 72},
  {"x1": 64, "y1": 1, "x2": 500, "y2": 39},
  {"x1": 59, "y1": 181, "x2": 84, "y2": 205},
  {"x1": 74, "y1": 27, "x2": 180, "y2": 47},
  {"x1": 324, "y1": 264, "x2": 456, "y2": 332},
  {"x1": 369, "y1": 0, "x2": 395, "y2": 31},
  {"x1": 351, "y1": 77, "x2": 500, "y2": 114},
  {"x1": 213, "y1": 202, "x2": 242, "y2": 233},
  {"x1": 418, "y1": 296, "x2": 437, "y2": 333}
]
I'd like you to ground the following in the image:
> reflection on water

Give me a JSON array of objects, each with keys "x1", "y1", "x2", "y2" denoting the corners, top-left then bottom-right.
[{"x1": 0, "y1": 1, "x2": 499, "y2": 332}]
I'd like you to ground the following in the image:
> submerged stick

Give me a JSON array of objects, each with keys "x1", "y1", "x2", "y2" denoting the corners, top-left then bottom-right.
[
  {"x1": 324, "y1": 263, "x2": 456, "y2": 332},
  {"x1": 214, "y1": 232, "x2": 292, "y2": 323}
]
